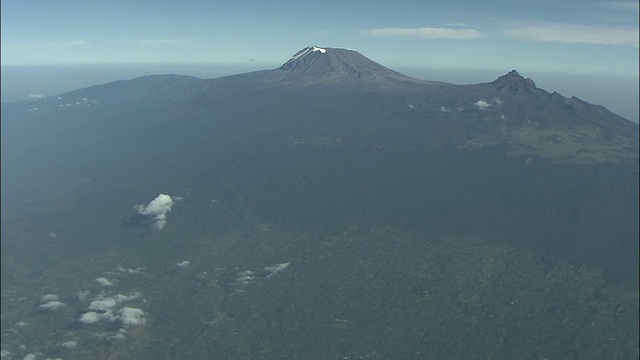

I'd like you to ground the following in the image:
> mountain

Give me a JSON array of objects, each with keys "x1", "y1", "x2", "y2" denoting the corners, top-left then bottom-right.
[{"x1": 1, "y1": 46, "x2": 638, "y2": 359}]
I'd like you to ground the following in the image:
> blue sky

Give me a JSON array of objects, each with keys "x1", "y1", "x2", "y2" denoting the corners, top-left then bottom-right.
[{"x1": 1, "y1": 0, "x2": 638, "y2": 75}]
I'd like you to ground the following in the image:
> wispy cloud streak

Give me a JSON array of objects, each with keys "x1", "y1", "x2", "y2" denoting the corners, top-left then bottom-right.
[
  {"x1": 507, "y1": 24, "x2": 639, "y2": 47},
  {"x1": 360, "y1": 27, "x2": 482, "y2": 39},
  {"x1": 602, "y1": 1, "x2": 640, "y2": 11},
  {"x1": 3, "y1": 40, "x2": 90, "y2": 51}
]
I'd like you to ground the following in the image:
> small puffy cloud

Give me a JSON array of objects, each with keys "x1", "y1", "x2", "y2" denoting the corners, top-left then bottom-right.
[
  {"x1": 115, "y1": 266, "x2": 144, "y2": 274},
  {"x1": 475, "y1": 100, "x2": 492, "y2": 110},
  {"x1": 265, "y1": 262, "x2": 290, "y2": 277},
  {"x1": 79, "y1": 312, "x2": 101, "y2": 324},
  {"x1": 89, "y1": 298, "x2": 117, "y2": 312},
  {"x1": 77, "y1": 290, "x2": 91, "y2": 300},
  {"x1": 40, "y1": 301, "x2": 66, "y2": 310},
  {"x1": 114, "y1": 293, "x2": 141, "y2": 303},
  {"x1": 41, "y1": 294, "x2": 59, "y2": 302},
  {"x1": 361, "y1": 27, "x2": 482, "y2": 39},
  {"x1": 439, "y1": 106, "x2": 451, "y2": 112},
  {"x1": 22, "y1": 354, "x2": 36, "y2": 360},
  {"x1": 119, "y1": 307, "x2": 145, "y2": 326},
  {"x1": 176, "y1": 260, "x2": 190, "y2": 268},
  {"x1": 14, "y1": 321, "x2": 28, "y2": 327},
  {"x1": 61, "y1": 341, "x2": 77, "y2": 349},
  {"x1": 237, "y1": 270, "x2": 255, "y2": 284},
  {"x1": 111, "y1": 328, "x2": 128, "y2": 340},
  {"x1": 79, "y1": 310, "x2": 117, "y2": 324},
  {"x1": 29, "y1": 94, "x2": 44, "y2": 99},
  {"x1": 507, "y1": 23, "x2": 639, "y2": 47},
  {"x1": 95, "y1": 277, "x2": 114, "y2": 286},
  {"x1": 134, "y1": 194, "x2": 174, "y2": 230}
]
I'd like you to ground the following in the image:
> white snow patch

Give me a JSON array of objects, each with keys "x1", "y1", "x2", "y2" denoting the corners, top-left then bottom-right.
[{"x1": 290, "y1": 46, "x2": 327, "y2": 60}]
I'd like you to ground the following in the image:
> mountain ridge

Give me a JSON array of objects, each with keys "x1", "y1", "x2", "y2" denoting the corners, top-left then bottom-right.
[{"x1": 3, "y1": 45, "x2": 637, "y2": 166}]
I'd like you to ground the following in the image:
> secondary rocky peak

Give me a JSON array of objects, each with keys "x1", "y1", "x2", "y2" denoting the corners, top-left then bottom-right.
[{"x1": 491, "y1": 70, "x2": 537, "y2": 93}]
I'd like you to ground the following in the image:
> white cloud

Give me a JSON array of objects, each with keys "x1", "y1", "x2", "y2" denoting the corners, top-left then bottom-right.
[
  {"x1": 0, "y1": 350, "x2": 11, "y2": 358},
  {"x1": 95, "y1": 277, "x2": 114, "y2": 286},
  {"x1": 264, "y1": 262, "x2": 290, "y2": 277},
  {"x1": 475, "y1": 100, "x2": 492, "y2": 110},
  {"x1": 237, "y1": 270, "x2": 255, "y2": 284},
  {"x1": 79, "y1": 312, "x2": 101, "y2": 324},
  {"x1": 14, "y1": 321, "x2": 28, "y2": 327},
  {"x1": 361, "y1": 27, "x2": 482, "y2": 39},
  {"x1": 89, "y1": 298, "x2": 117, "y2": 312},
  {"x1": 4, "y1": 40, "x2": 89, "y2": 52},
  {"x1": 119, "y1": 307, "x2": 145, "y2": 326},
  {"x1": 110, "y1": 328, "x2": 128, "y2": 340},
  {"x1": 41, "y1": 294, "x2": 59, "y2": 302},
  {"x1": 507, "y1": 23, "x2": 639, "y2": 47},
  {"x1": 120, "y1": 38, "x2": 191, "y2": 45},
  {"x1": 134, "y1": 194, "x2": 174, "y2": 230},
  {"x1": 114, "y1": 293, "x2": 141, "y2": 303},
  {"x1": 29, "y1": 94, "x2": 44, "y2": 99},
  {"x1": 61, "y1": 341, "x2": 77, "y2": 349},
  {"x1": 603, "y1": 1, "x2": 640, "y2": 11},
  {"x1": 115, "y1": 266, "x2": 144, "y2": 274},
  {"x1": 77, "y1": 290, "x2": 91, "y2": 300},
  {"x1": 40, "y1": 301, "x2": 66, "y2": 310},
  {"x1": 79, "y1": 309, "x2": 118, "y2": 323},
  {"x1": 22, "y1": 354, "x2": 36, "y2": 360},
  {"x1": 176, "y1": 260, "x2": 190, "y2": 268}
]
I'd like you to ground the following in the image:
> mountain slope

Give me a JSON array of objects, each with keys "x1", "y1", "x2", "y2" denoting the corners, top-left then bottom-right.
[{"x1": 1, "y1": 46, "x2": 638, "y2": 359}]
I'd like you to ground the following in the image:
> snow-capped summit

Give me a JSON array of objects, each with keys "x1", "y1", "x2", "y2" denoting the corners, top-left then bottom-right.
[
  {"x1": 277, "y1": 46, "x2": 415, "y2": 85},
  {"x1": 289, "y1": 46, "x2": 327, "y2": 61}
]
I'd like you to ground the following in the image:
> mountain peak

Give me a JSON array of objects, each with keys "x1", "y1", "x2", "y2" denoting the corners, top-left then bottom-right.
[
  {"x1": 491, "y1": 70, "x2": 537, "y2": 92},
  {"x1": 277, "y1": 46, "x2": 414, "y2": 84}
]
